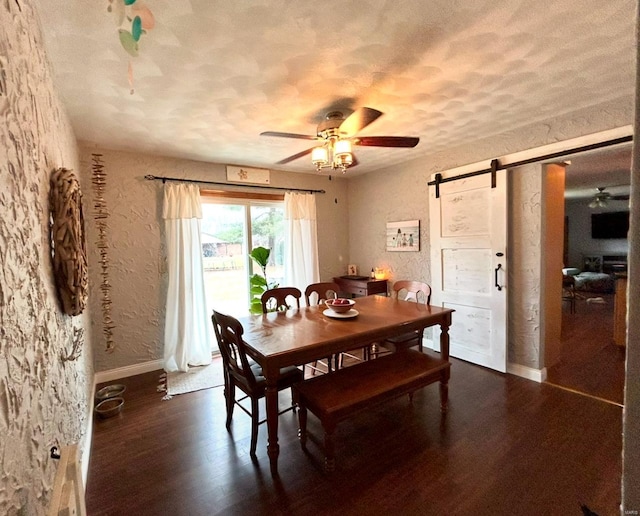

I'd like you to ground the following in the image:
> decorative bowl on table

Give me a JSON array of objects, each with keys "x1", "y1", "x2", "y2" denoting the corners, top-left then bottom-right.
[{"x1": 324, "y1": 298, "x2": 356, "y2": 314}]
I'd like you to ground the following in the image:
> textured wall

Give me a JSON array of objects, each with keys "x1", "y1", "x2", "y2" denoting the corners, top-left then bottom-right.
[
  {"x1": 79, "y1": 147, "x2": 349, "y2": 372},
  {"x1": 508, "y1": 164, "x2": 543, "y2": 368},
  {"x1": 347, "y1": 162, "x2": 430, "y2": 284},
  {"x1": 0, "y1": 2, "x2": 93, "y2": 515},
  {"x1": 348, "y1": 97, "x2": 632, "y2": 368}
]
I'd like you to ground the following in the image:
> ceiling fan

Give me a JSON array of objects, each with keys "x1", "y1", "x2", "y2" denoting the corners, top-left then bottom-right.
[
  {"x1": 588, "y1": 186, "x2": 630, "y2": 208},
  {"x1": 260, "y1": 107, "x2": 419, "y2": 173}
]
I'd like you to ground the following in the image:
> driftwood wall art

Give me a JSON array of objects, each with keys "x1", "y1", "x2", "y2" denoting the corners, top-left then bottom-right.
[
  {"x1": 91, "y1": 154, "x2": 116, "y2": 353},
  {"x1": 49, "y1": 167, "x2": 88, "y2": 316}
]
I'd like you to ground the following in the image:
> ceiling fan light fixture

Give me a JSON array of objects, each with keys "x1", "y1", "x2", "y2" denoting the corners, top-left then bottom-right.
[
  {"x1": 333, "y1": 139, "x2": 353, "y2": 172},
  {"x1": 333, "y1": 139, "x2": 352, "y2": 158},
  {"x1": 311, "y1": 146, "x2": 329, "y2": 168},
  {"x1": 311, "y1": 139, "x2": 353, "y2": 173},
  {"x1": 588, "y1": 198, "x2": 607, "y2": 209},
  {"x1": 333, "y1": 151, "x2": 353, "y2": 169}
]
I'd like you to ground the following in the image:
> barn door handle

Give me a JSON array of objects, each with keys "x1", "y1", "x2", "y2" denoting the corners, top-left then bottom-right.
[{"x1": 495, "y1": 264, "x2": 503, "y2": 291}]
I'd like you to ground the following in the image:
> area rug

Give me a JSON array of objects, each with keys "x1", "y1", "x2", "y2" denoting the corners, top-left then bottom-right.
[{"x1": 158, "y1": 361, "x2": 224, "y2": 400}]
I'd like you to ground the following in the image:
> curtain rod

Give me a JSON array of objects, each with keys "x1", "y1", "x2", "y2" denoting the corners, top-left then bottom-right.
[
  {"x1": 426, "y1": 135, "x2": 633, "y2": 192},
  {"x1": 144, "y1": 174, "x2": 325, "y2": 194}
]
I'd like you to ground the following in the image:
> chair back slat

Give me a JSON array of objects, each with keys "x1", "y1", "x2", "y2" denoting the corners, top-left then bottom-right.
[
  {"x1": 391, "y1": 280, "x2": 431, "y2": 305},
  {"x1": 211, "y1": 310, "x2": 257, "y2": 390},
  {"x1": 304, "y1": 282, "x2": 340, "y2": 306},
  {"x1": 261, "y1": 287, "x2": 302, "y2": 313}
]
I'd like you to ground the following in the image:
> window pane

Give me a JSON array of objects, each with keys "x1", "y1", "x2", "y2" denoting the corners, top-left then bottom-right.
[
  {"x1": 250, "y1": 205, "x2": 285, "y2": 288},
  {"x1": 201, "y1": 199, "x2": 285, "y2": 353},
  {"x1": 202, "y1": 203, "x2": 248, "y2": 324}
]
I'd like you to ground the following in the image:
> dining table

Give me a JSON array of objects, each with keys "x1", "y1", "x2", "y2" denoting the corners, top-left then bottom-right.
[{"x1": 238, "y1": 294, "x2": 454, "y2": 475}]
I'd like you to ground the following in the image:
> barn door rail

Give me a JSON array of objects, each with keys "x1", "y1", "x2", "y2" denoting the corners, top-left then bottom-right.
[{"x1": 427, "y1": 135, "x2": 632, "y2": 198}]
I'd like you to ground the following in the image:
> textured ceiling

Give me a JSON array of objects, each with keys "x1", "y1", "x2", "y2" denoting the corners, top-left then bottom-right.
[{"x1": 35, "y1": 0, "x2": 635, "y2": 182}]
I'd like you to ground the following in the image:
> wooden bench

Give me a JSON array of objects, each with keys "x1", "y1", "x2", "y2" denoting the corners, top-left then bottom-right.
[{"x1": 293, "y1": 349, "x2": 451, "y2": 471}]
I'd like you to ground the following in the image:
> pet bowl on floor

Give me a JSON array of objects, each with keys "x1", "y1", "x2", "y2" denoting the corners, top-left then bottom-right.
[
  {"x1": 95, "y1": 397, "x2": 124, "y2": 419},
  {"x1": 96, "y1": 384, "x2": 126, "y2": 401}
]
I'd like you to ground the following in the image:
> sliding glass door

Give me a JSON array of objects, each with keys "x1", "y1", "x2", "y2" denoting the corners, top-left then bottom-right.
[{"x1": 201, "y1": 195, "x2": 284, "y2": 351}]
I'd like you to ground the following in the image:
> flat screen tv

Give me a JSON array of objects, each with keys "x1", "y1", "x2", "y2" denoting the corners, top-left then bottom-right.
[{"x1": 591, "y1": 211, "x2": 629, "y2": 239}]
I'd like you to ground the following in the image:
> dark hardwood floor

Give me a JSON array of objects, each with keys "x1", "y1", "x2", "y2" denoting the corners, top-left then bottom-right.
[
  {"x1": 88, "y1": 355, "x2": 622, "y2": 515},
  {"x1": 547, "y1": 292, "x2": 626, "y2": 406}
]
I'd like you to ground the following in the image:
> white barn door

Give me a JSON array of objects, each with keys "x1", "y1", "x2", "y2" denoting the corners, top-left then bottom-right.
[{"x1": 429, "y1": 168, "x2": 507, "y2": 372}]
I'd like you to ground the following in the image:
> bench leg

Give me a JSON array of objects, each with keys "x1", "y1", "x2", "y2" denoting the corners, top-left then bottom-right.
[
  {"x1": 323, "y1": 423, "x2": 336, "y2": 472},
  {"x1": 297, "y1": 405, "x2": 308, "y2": 449}
]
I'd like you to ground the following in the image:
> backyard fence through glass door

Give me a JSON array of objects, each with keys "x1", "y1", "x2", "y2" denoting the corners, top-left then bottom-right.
[{"x1": 201, "y1": 194, "x2": 285, "y2": 352}]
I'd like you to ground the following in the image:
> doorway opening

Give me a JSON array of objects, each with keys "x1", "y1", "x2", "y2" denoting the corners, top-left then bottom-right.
[{"x1": 543, "y1": 144, "x2": 630, "y2": 405}]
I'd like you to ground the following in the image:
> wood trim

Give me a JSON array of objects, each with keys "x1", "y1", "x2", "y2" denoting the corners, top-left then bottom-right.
[
  {"x1": 94, "y1": 359, "x2": 164, "y2": 384},
  {"x1": 200, "y1": 189, "x2": 284, "y2": 201},
  {"x1": 507, "y1": 363, "x2": 547, "y2": 382}
]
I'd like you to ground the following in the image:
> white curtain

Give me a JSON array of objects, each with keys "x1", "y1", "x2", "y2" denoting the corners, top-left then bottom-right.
[
  {"x1": 162, "y1": 183, "x2": 212, "y2": 372},
  {"x1": 284, "y1": 192, "x2": 320, "y2": 292}
]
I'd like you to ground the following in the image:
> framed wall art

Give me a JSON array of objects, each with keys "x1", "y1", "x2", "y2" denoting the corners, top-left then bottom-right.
[{"x1": 386, "y1": 220, "x2": 420, "y2": 252}]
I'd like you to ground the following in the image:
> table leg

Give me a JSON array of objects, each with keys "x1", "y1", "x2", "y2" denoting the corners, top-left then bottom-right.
[
  {"x1": 265, "y1": 378, "x2": 280, "y2": 475},
  {"x1": 439, "y1": 315, "x2": 452, "y2": 413},
  {"x1": 439, "y1": 315, "x2": 451, "y2": 361}
]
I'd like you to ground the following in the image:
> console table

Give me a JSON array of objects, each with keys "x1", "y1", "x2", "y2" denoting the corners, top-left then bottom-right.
[{"x1": 333, "y1": 276, "x2": 387, "y2": 297}]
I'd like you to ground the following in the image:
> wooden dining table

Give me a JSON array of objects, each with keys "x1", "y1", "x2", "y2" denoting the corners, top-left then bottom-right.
[{"x1": 238, "y1": 294, "x2": 454, "y2": 475}]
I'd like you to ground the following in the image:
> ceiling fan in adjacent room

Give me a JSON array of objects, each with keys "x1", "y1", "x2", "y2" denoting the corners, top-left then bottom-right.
[
  {"x1": 588, "y1": 186, "x2": 630, "y2": 208},
  {"x1": 260, "y1": 107, "x2": 419, "y2": 173}
]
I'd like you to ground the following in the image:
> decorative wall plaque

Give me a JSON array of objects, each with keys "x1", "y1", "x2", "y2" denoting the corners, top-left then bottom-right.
[{"x1": 226, "y1": 165, "x2": 270, "y2": 185}]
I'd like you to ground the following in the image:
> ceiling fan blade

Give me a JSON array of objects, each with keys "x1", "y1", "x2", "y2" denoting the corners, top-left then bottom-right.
[
  {"x1": 610, "y1": 194, "x2": 630, "y2": 200},
  {"x1": 338, "y1": 107, "x2": 383, "y2": 137},
  {"x1": 354, "y1": 136, "x2": 419, "y2": 148},
  {"x1": 261, "y1": 131, "x2": 317, "y2": 140},
  {"x1": 275, "y1": 147, "x2": 314, "y2": 165}
]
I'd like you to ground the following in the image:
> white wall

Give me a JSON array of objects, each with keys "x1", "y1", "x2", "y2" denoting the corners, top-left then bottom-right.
[
  {"x1": 79, "y1": 147, "x2": 350, "y2": 372},
  {"x1": 1, "y1": 2, "x2": 94, "y2": 514},
  {"x1": 565, "y1": 198, "x2": 629, "y2": 268}
]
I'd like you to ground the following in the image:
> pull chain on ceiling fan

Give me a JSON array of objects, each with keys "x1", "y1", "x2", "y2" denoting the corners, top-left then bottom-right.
[{"x1": 261, "y1": 107, "x2": 419, "y2": 173}]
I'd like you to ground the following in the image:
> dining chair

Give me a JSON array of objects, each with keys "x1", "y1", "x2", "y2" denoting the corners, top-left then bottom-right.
[
  {"x1": 378, "y1": 280, "x2": 432, "y2": 356},
  {"x1": 304, "y1": 282, "x2": 340, "y2": 375},
  {"x1": 305, "y1": 282, "x2": 369, "y2": 372},
  {"x1": 260, "y1": 287, "x2": 302, "y2": 313},
  {"x1": 211, "y1": 309, "x2": 304, "y2": 458}
]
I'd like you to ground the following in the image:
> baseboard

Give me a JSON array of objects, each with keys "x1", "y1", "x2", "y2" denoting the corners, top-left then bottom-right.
[
  {"x1": 81, "y1": 382, "x2": 95, "y2": 490},
  {"x1": 507, "y1": 363, "x2": 547, "y2": 383},
  {"x1": 426, "y1": 338, "x2": 547, "y2": 383},
  {"x1": 94, "y1": 359, "x2": 164, "y2": 385}
]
